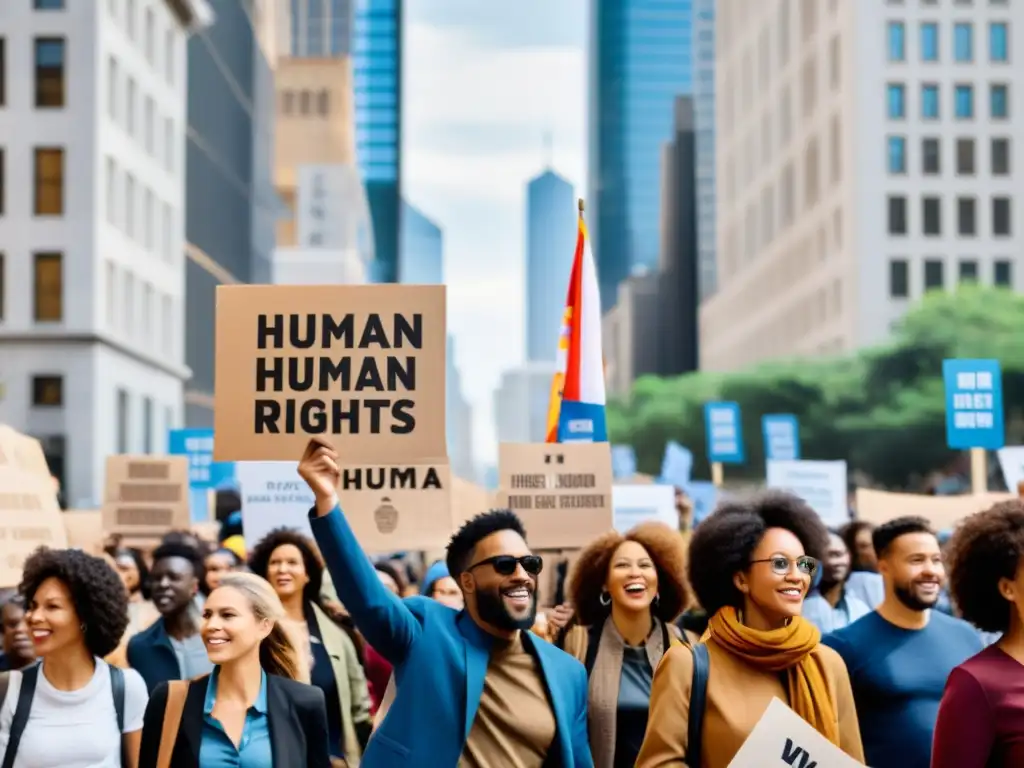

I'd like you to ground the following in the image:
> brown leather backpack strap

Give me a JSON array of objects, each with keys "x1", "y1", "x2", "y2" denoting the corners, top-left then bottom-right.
[{"x1": 156, "y1": 681, "x2": 190, "y2": 768}]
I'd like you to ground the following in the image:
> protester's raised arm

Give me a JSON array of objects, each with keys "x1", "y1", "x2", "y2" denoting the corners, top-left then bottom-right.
[{"x1": 298, "y1": 438, "x2": 420, "y2": 662}]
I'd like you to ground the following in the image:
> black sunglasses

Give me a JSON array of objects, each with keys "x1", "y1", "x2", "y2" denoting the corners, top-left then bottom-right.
[{"x1": 467, "y1": 554, "x2": 544, "y2": 576}]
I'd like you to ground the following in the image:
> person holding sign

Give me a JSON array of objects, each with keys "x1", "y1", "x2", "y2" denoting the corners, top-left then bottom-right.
[
  {"x1": 296, "y1": 437, "x2": 593, "y2": 767},
  {"x1": 931, "y1": 501, "x2": 1024, "y2": 767},
  {"x1": 636, "y1": 492, "x2": 864, "y2": 768},
  {"x1": 556, "y1": 522, "x2": 691, "y2": 768}
]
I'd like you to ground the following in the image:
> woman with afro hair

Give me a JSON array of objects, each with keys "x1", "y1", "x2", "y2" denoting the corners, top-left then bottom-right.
[
  {"x1": 932, "y1": 500, "x2": 1024, "y2": 767},
  {"x1": 0, "y1": 547, "x2": 149, "y2": 767},
  {"x1": 555, "y1": 521, "x2": 690, "y2": 768},
  {"x1": 636, "y1": 492, "x2": 863, "y2": 768}
]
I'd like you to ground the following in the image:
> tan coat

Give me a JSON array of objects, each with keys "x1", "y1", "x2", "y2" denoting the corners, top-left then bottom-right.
[{"x1": 636, "y1": 637, "x2": 864, "y2": 768}]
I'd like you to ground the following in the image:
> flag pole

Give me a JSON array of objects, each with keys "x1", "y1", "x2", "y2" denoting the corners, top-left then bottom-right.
[{"x1": 578, "y1": 197, "x2": 584, "y2": 213}]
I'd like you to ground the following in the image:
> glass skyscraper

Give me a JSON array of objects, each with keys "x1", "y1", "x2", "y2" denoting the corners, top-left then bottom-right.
[
  {"x1": 289, "y1": 0, "x2": 353, "y2": 56},
  {"x1": 693, "y1": 0, "x2": 716, "y2": 300},
  {"x1": 399, "y1": 200, "x2": 443, "y2": 284},
  {"x1": 588, "y1": 0, "x2": 694, "y2": 312}
]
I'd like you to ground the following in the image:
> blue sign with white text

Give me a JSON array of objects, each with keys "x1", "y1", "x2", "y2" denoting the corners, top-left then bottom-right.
[
  {"x1": 611, "y1": 445, "x2": 638, "y2": 478},
  {"x1": 704, "y1": 402, "x2": 745, "y2": 464},
  {"x1": 943, "y1": 359, "x2": 1005, "y2": 449},
  {"x1": 762, "y1": 414, "x2": 801, "y2": 461},
  {"x1": 168, "y1": 429, "x2": 236, "y2": 522}
]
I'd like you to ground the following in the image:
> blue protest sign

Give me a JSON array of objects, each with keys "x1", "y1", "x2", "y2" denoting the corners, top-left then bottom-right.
[
  {"x1": 168, "y1": 429, "x2": 236, "y2": 522},
  {"x1": 943, "y1": 359, "x2": 1005, "y2": 450},
  {"x1": 762, "y1": 414, "x2": 801, "y2": 461},
  {"x1": 704, "y1": 402, "x2": 745, "y2": 464},
  {"x1": 611, "y1": 445, "x2": 638, "y2": 479},
  {"x1": 684, "y1": 481, "x2": 718, "y2": 524},
  {"x1": 659, "y1": 441, "x2": 693, "y2": 487}
]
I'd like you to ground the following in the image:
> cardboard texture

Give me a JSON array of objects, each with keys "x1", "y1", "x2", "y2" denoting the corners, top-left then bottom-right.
[
  {"x1": 728, "y1": 698, "x2": 864, "y2": 767},
  {"x1": 62, "y1": 510, "x2": 104, "y2": 554},
  {"x1": 855, "y1": 488, "x2": 1015, "y2": 531},
  {"x1": 498, "y1": 442, "x2": 614, "y2": 549},
  {"x1": 337, "y1": 462, "x2": 453, "y2": 553},
  {"x1": 213, "y1": 284, "x2": 447, "y2": 463},
  {"x1": 102, "y1": 455, "x2": 190, "y2": 541},
  {"x1": 0, "y1": 467, "x2": 68, "y2": 586},
  {"x1": 0, "y1": 426, "x2": 51, "y2": 477}
]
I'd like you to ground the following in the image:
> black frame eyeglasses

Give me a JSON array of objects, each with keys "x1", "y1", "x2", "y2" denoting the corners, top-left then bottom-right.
[
  {"x1": 466, "y1": 554, "x2": 544, "y2": 576},
  {"x1": 750, "y1": 555, "x2": 818, "y2": 576}
]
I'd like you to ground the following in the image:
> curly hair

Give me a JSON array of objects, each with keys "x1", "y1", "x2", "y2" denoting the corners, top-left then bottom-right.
[
  {"x1": 248, "y1": 528, "x2": 324, "y2": 608},
  {"x1": 446, "y1": 509, "x2": 527, "y2": 576},
  {"x1": 19, "y1": 547, "x2": 129, "y2": 658},
  {"x1": 568, "y1": 522, "x2": 691, "y2": 627},
  {"x1": 945, "y1": 500, "x2": 1024, "y2": 633},
  {"x1": 688, "y1": 491, "x2": 829, "y2": 617}
]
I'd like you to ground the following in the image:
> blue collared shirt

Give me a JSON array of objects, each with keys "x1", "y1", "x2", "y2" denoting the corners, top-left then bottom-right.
[
  {"x1": 802, "y1": 590, "x2": 872, "y2": 635},
  {"x1": 199, "y1": 667, "x2": 273, "y2": 768}
]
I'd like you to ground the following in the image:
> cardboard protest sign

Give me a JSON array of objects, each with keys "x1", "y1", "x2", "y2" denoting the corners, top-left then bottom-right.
[
  {"x1": 855, "y1": 488, "x2": 1014, "y2": 531},
  {"x1": 62, "y1": 510, "x2": 104, "y2": 554},
  {"x1": 728, "y1": 697, "x2": 865, "y2": 767},
  {"x1": 0, "y1": 467, "x2": 68, "y2": 586},
  {"x1": 337, "y1": 461, "x2": 452, "y2": 553},
  {"x1": 102, "y1": 456, "x2": 190, "y2": 544},
  {"x1": 213, "y1": 284, "x2": 447, "y2": 463},
  {"x1": 498, "y1": 443, "x2": 613, "y2": 549},
  {"x1": 0, "y1": 426, "x2": 51, "y2": 477}
]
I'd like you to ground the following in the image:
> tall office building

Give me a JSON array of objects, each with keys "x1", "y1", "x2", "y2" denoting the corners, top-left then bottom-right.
[
  {"x1": 693, "y1": 0, "x2": 717, "y2": 300},
  {"x1": 525, "y1": 170, "x2": 576, "y2": 362},
  {"x1": 288, "y1": 0, "x2": 353, "y2": 56},
  {"x1": 701, "y1": 1, "x2": 1024, "y2": 371},
  {"x1": 493, "y1": 362, "x2": 560, "y2": 444},
  {"x1": 0, "y1": 0, "x2": 211, "y2": 505},
  {"x1": 353, "y1": 0, "x2": 402, "y2": 283},
  {"x1": 588, "y1": 0, "x2": 694, "y2": 312},
  {"x1": 400, "y1": 201, "x2": 443, "y2": 284},
  {"x1": 447, "y1": 335, "x2": 475, "y2": 481},
  {"x1": 184, "y1": 0, "x2": 277, "y2": 426}
]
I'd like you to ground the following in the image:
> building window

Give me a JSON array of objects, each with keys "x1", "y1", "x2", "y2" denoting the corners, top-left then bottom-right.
[
  {"x1": 125, "y1": 77, "x2": 136, "y2": 136},
  {"x1": 888, "y1": 195, "x2": 907, "y2": 234},
  {"x1": 921, "y1": 22, "x2": 939, "y2": 61},
  {"x1": 125, "y1": 173, "x2": 135, "y2": 237},
  {"x1": 923, "y1": 197, "x2": 942, "y2": 235},
  {"x1": 116, "y1": 388, "x2": 129, "y2": 453},
  {"x1": 144, "y1": 188, "x2": 154, "y2": 250},
  {"x1": 142, "y1": 396, "x2": 153, "y2": 453},
  {"x1": 888, "y1": 136, "x2": 907, "y2": 173},
  {"x1": 33, "y1": 252, "x2": 62, "y2": 321},
  {"x1": 959, "y1": 260, "x2": 979, "y2": 283},
  {"x1": 144, "y1": 96, "x2": 155, "y2": 154},
  {"x1": 958, "y1": 197, "x2": 977, "y2": 235},
  {"x1": 992, "y1": 137, "x2": 1011, "y2": 175},
  {"x1": 107, "y1": 57, "x2": 118, "y2": 121},
  {"x1": 31, "y1": 375, "x2": 63, "y2": 407},
  {"x1": 956, "y1": 138, "x2": 975, "y2": 174},
  {"x1": 888, "y1": 22, "x2": 906, "y2": 61},
  {"x1": 144, "y1": 7, "x2": 154, "y2": 65},
  {"x1": 33, "y1": 147, "x2": 64, "y2": 215},
  {"x1": 924, "y1": 259, "x2": 945, "y2": 290},
  {"x1": 0, "y1": 39, "x2": 6, "y2": 107},
  {"x1": 125, "y1": 0, "x2": 136, "y2": 40},
  {"x1": 955, "y1": 84, "x2": 974, "y2": 118},
  {"x1": 34, "y1": 38, "x2": 65, "y2": 108},
  {"x1": 990, "y1": 84, "x2": 1009, "y2": 118},
  {"x1": 105, "y1": 156, "x2": 116, "y2": 225},
  {"x1": 990, "y1": 22, "x2": 1009, "y2": 62},
  {"x1": 993, "y1": 197, "x2": 1012, "y2": 235},
  {"x1": 922, "y1": 137, "x2": 941, "y2": 174},
  {"x1": 888, "y1": 83, "x2": 905, "y2": 118},
  {"x1": 889, "y1": 258, "x2": 909, "y2": 298},
  {"x1": 954, "y1": 22, "x2": 974, "y2": 62},
  {"x1": 282, "y1": 91, "x2": 295, "y2": 114},
  {"x1": 317, "y1": 89, "x2": 329, "y2": 115},
  {"x1": 921, "y1": 84, "x2": 939, "y2": 118},
  {"x1": 299, "y1": 90, "x2": 311, "y2": 114},
  {"x1": 0, "y1": 149, "x2": 4, "y2": 215},
  {"x1": 164, "y1": 117, "x2": 174, "y2": 171},
  {"x1": 33, "y1": 0, "x2": 65, "y2": 8},
  {"x1": 994, "y1": 260, "x2": 1013, "y2": 287},
  {"x1": 164, "y1": 28, "x2": 174, "y2": 84}
]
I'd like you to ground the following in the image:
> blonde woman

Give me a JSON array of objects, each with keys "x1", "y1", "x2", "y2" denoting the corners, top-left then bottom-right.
[{"x1": 138, "y1": 573, "x2": 331, "y2": 767}]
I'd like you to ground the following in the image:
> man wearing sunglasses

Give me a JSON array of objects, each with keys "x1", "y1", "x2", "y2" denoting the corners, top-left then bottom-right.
[{"x1": 298, "y1": 437, "x2": 594, "y2": 768}]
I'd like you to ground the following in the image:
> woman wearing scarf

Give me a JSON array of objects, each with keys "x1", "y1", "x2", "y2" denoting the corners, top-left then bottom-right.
[
  {"x1": 636, "y1": 492, "x2": 864, "y2": 768},
  {"x1": 556, "y1": 522, "x2": 691, "y2": 768}
]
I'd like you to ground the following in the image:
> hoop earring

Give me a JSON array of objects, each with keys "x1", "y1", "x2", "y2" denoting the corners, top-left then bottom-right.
[
  {"x1": 599, "y1": 591, "x2": 611, "y2": 606},
  {"x1": 652, "y1": 593, "x2": 661, "y2": 607}
]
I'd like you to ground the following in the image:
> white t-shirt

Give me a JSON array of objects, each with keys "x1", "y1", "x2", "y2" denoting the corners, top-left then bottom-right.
[{"x1": 0, "y1": 659, "x2": 148, "y2": 768}]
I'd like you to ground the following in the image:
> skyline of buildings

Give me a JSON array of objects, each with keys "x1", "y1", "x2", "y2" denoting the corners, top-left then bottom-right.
[{"x1": 400, "y1": 199, "x2": 443, "y2": 284}]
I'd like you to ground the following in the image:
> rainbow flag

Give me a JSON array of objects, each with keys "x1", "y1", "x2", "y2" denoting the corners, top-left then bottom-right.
[{"x1": 545, "y1": 204, "x2": 607, "y2": 443}]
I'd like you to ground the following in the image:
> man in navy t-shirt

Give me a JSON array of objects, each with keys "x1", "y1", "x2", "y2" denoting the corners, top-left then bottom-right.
[{"x1": 823, "y1": 516, "x2": 983, "y2": 768}]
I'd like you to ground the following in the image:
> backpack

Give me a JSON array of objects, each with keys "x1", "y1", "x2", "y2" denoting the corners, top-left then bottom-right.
[{"x1": 0, "y1": 663, "x2": 126, "y2": 768}]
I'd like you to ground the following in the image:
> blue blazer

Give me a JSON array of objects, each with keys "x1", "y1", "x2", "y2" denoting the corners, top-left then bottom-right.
[
  {"x1": 309, "y1": 505, "x2": 594, "y2": 768},
  {"x1": 127, "y1": 618, "x2": 182, "y2": 693}
]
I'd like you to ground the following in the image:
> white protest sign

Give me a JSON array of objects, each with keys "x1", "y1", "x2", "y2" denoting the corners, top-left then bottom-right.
[
  {"x1": 997, "y1": 446, "x2": 1024, "y2": 492},
  {"x1": 612, "y1": 485, "x2": 678, "y2": 533},
  {"x1": 236, "y1": 461, "x2": 315, "y2": 545},
  {"x1": 728, "y1": 698, "x2": 864, "y2": 767},
  {"x1": 766, "y1": 460, "x2": 848, "y2": 527}
]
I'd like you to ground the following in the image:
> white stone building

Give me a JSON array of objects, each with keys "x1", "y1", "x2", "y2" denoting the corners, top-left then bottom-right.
[{"x1": 0, "y1": 0, "x2": 211, "y2": 506}]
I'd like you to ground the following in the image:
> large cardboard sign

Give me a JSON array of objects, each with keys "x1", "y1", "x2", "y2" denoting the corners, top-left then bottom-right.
[
  {"x1": 102, "y1": 456, "x2": 190, "y2": 542},
  {"x1": 728, "y1": 698, "x2": 865, "y2": 767},
  {"x1": 0, "y1": 468, "x2": 68, "y2": 586},
  {"x1": 62, "y1": 510, "x2": 104, "y2": 554},
  {"x1": 498, "y1": 442, "x2": 613, "y2": 549},
  {"x1": 213, "y1": 284, "x2": 447, "y2": 463},
  {"x1": 0, "y1": 426, "x2": 51, "y2": 477},
  {"x1": 855, "y1": 488, "x2": 1014, "y2": 531}
]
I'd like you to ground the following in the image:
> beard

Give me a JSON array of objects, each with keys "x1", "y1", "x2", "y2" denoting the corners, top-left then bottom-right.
[
  {"x1": 894, "y1": 580, "x2": 940, "y2": 611},
  {"x1": 475, "y1": 586, "x2": 537, "y2": 632}
]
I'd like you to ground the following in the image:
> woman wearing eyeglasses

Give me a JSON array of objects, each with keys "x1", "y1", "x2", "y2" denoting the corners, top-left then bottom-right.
[
  {"x1": 636, "y1": 492, "x2": 864, "y2": 768},
  {"x1": 554, "y1": 522, "x2": 691, "y2": 768}
]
